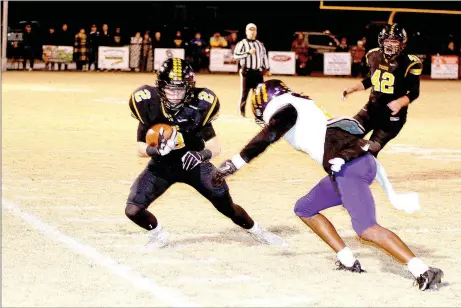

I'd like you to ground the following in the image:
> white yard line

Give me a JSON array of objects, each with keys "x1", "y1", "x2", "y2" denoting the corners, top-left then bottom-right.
[{"x1": 2, "y1": 198, "x2": 198, "y2": 307}]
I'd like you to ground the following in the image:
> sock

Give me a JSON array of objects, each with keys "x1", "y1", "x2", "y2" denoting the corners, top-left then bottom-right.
[
  {"x1": 408, "y1": 257, "x2": 429, "y2": 278},
  {"x1": 336, "y1": 247, "x2": 356, "y2": 267},
  {"x1": 247, "y1": 221, "x2": 261, "y2": 234}
]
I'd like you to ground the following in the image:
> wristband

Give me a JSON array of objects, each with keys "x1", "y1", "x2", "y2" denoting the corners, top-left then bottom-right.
[
  {"x1": 198, "y1": 149, "x2": 212, "y2": 161},
  {"x1": 146, "y1": 145, "x2": 160, "y2": 157}
]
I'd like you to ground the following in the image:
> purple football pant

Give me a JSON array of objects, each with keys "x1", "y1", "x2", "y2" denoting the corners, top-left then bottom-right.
[{"x1": 294, "y1": 153, "x2": 378, "y2": 236}]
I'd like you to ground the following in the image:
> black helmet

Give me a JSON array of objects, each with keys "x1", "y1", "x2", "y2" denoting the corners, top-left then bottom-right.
[
  {"x1": 157, "y1": 58, "x2": 196, "y2": 112},
  {"x1": 378, "y1": 23, "x2": 408, "y2": 59},
  {"x1": 252, "y1": 79, "x2": 291, "y2": 124}
]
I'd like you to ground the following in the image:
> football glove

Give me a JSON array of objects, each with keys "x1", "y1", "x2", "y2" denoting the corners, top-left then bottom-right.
[
  {"x1": 329, "y1": 157, "x2": 346, "y2": 173},
  {"x1": 211, "y1": 160, "x2": 238, "y2": 187},
  {"x1": 181, "y1": 150, "x2": 212, "y2": 171}
]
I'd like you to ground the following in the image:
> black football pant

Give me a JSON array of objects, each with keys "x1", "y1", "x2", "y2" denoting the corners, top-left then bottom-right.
[
  {"x1": 126, "y1": 159, "x2": 253, "y2": 229},
  {"x1": 239, "y1": 69, "x2": 264, "y2": 116},
  {"x1": 353, "y1": 102, "x2": 407, "y2": 157}
]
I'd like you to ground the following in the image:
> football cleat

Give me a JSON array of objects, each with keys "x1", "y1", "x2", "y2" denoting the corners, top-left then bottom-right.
[
  {"x1": 249, "y1": 229, "x2": 288, "y2": 246},
  {"x1": 146, "y1": 226, "x2": 170, "y2": 249},
  {"x1": 335, "y1": 260, "x2": 366, "y2": 273},
  {"x1": 415, "y1": 267, "x2": 444, "y2": 291}
]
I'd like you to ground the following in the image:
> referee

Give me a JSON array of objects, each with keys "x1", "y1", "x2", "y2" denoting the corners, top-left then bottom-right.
[{"x1": 234, "y1": 23, "x2": 271, "y2": 117}]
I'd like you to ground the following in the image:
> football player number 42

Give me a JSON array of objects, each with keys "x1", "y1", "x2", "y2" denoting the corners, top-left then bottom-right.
[{"x1": 371, "y1": 69, "x2": 395, "y2": 94}]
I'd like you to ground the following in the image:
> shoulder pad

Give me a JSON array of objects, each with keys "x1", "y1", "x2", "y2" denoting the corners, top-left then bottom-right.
[
  {"x1": 195, "y1": 88, "x2": 220, "y2": 126},
  {"x1": 405, "y1": 54, "x2": 423, "y2": 76},
  {"x1": 128, "y1": 85, "x2": 156, "y2": 124},
  {"x1": 365, "y1": 48, "x2": 380, "y2": 65}
]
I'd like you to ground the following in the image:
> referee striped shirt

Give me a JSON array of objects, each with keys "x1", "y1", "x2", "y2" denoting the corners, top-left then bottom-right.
[{"x1": 233, "y1": 38, "x2": 270, "y2": 71}]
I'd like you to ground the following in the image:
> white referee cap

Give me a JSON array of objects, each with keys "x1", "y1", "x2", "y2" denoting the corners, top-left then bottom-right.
[{"x1": 246, "y1": 23, "x2": 257, "y2": 31}]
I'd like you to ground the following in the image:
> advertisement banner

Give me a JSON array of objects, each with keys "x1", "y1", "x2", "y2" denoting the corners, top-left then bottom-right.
[
  {"x1": 324, "y1": 52, "x2": 351, "y2": 75},
  {"x1": 209, "y1": 49, "x2": 238, "y2": 72},
  {"x1": 268, "y1": 51, "x2": 295, "y2": 75},
  {"x1": 154, "y1": 48, "x2": 185, "y2": 70},
  {"x1": 431, "y1": 55, "x2": 459, "y2": 79},
  {"x1": 42, "y1": 45, "x2": 73, "y2": 63},
  {"x1": 98, "y1": 46, "x2": 130, "y2": 69}
]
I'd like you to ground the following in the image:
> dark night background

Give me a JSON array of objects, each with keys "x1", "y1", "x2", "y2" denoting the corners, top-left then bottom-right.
[{"x1": 5, "y1": 1, "x2": 461, "y2": 52}]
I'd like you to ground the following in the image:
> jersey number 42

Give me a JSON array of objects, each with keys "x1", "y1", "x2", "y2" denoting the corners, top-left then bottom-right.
[{"x1": 371, "y1": 69, "x2": 395, "y2": 94}]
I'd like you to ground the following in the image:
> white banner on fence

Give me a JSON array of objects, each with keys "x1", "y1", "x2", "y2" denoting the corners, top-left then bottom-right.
[
  {"x1": 324, "y1": 52, "x2": 351, "y2": 75},
  {"x1": 98, "y1": 46, "x2": 129, "y2": 69},
  {"x1": 154, "y1": 48, "x2": 185, "y2": 70},
  {"x1": 431, "y1": 55, "x2": 459, "y2": 79},
  {"x1": 209, "y1": 49, "x2": 238, "y2": 72},
  {"x1": 268, "y1": 51, "x2": 295, "y2": 75}
]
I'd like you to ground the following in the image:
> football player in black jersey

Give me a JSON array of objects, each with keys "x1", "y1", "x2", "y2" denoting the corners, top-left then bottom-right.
[
  {"x1": 342, "y1": 23, "x2": 422, "y2": 157},
  {"x1": 125, "y1": 58, "x2": 285, "y2": 248}
]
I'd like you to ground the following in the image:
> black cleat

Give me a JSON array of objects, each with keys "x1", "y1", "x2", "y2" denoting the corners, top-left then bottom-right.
[
  {"x1": 335, "y1": 260, "x2": 366, "y2": 273},
  {"x1": 415, "y1": 267, "x2": 444, "y2": 291}
]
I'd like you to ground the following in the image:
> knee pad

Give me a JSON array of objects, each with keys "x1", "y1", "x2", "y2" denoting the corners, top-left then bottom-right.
[
  {"x1": 125, "y1": 203, "x2": 143, "y2": 219},
  {"x1": 294, "y1": 198, "x2": 316, "y2": 218}
]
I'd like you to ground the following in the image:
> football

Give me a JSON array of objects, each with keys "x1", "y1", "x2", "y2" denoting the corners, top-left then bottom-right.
[{"x1": 145, "y1": 123, "x2": 174, "y2": 147}]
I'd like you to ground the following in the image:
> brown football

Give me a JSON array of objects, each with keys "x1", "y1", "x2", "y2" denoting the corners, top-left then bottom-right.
[{"x1": 145, "y1": 123, "x2": 174, "y2": 147}]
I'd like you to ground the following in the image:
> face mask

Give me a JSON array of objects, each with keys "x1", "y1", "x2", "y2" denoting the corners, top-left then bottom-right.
[
  {"x1": 383, "y1": 39, "x2": 400, "y2": 56},
  {"x1": 164, "y1": 85, "x2": 186, "y2": 106}
]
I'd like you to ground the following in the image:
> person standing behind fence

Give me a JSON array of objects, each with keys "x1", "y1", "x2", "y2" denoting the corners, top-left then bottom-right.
[
  {"x1": 22, "y1": 24, "x2": 36, "y2": 71},
  {"x1": 130, "y1": 32, "x2": 142, "y2": 72},
  {"x1": 44, "y1": 27, "x2": 58, "y2": 70},
  {"x1": 234, "y1": 23, "x2": 271, "y2": 117},
  {"x1": 88, "y1": 24, "x2": 100, "y2": 71},
  {"x1": 74, "y1": 28, "x2": 88, "y2": 71},
  {"x1": 351, "y1": 39, "x2": 366, "y2": 77},
  {"x1": 58, "y1": 24, "x2": 74, "y2": 71},
  {"x1": 140, "y1": 32, "x2": 153, "y2": 72}
]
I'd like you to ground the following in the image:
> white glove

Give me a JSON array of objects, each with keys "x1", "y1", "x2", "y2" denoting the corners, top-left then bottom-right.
[
  {"x1": 389, "y1": 192, "x2": 421, "y2": 214},
  {"x1": 157, "y1": 127, "x2": 173, "y2": 156},
  {"x1": 165, "y1": 127, "x2": 185, "y2": 150},
  {"x1": 329, "y1": 158, "x2": 345, "y2": 173}
]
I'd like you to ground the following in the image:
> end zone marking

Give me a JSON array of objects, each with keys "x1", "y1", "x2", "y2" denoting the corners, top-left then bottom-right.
[{"x1": 2, "y1": 198, "x2": 198, "y2": 307}]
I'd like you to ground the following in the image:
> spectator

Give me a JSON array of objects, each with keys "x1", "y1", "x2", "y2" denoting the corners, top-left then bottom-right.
[
  {"x1": 140, "y1": 32, "x2": 153, "y2": 72},
  {"x1": 336, "y1": 37, "x2": 350, "y2": 52},
  {"x1": 88, "y1": 24, "x2": 100, "y2": 71},
  {"x1": 361, "y1": 36, "x2": 368, "y2": 52},
  {"x1": 114, "y1": 27, "x2": 123, "y2": 46},
  {"x1": 227, "y1": 32, "x2": 239, "y2": 52},
  {"x1": 173, "y1": 30, "x2": 184, "y2": 48},
  {"x1": 151, "y1": 31, "x2": 164, "y2": 50},
  {"x1": 99, "y1": 24, "x2": 112, "y2": 47},
  {"x1": 57, "y1": 24, "x2": 74, "y2": 70},
  {"x1": 351, "y1": 39, "x2": 366, "y2": 77},
  {"x1": 9, "y1": 41, "x2": 22, "y2": 69},
  {"x1": 22, "y1": 24, "x2": 36, "y2": 71},
  {"x1": 130, "y1": 32, "x2": 142, "y2": 72},
  {"x1": 291, "y1": 32, "x2": 310, "y2": 76},
  {"x1": 210, "y1": 31, "x2": 228, "y2": 48},
  {"x1": 445, "y1": 40, "x2": 456, "y2": 55},
  {"x1": 44, "y1": 27, "x2": 58, "y2": 70},
  {"x1": 74, "y1": 28, "x2": 88, "y2": 71},
  {"x1": 190, "y1": 32, "x2": 208, "y2": 71}
]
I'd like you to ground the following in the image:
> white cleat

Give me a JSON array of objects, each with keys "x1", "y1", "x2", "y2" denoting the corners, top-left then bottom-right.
[
  {"x1": 146, "y1": 226, "x2": 170, "y2": 249},
  {"x1": 249, "y1": 228, "x2": 288, "y2": 247}
]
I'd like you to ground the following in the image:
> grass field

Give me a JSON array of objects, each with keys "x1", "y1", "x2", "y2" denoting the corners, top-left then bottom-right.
[{"x1": 2, "y1": 71, "x2": 461, "y2": 307}]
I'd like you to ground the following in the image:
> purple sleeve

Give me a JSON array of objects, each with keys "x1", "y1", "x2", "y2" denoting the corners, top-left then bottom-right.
[{"x1": 240, "y1": 105, "x2": 297, "y2": 163}]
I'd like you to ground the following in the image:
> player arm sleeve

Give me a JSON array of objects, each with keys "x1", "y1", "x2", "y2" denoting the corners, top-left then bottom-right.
[
  {"x1": 405, "y1": 62, "x2": 422, "y2": 103},
  {"x1": 361, "y1": 73, "x2": 372, "y2": 89},
  {"x1": 238, "y1": 105, "x2": 297, "y2": 163},
  {"x1": 202, "y1": 123, "x2": 217, "y2": 141},
  {"x1": 137, "y1": 122, "x2": 149, "y2": 142}
]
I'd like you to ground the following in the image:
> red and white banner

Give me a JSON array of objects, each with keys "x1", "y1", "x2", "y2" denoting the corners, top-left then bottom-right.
[
  {"x1": 324, "y1": 52, "x2": 351, "y2": 75},
  {"x1": 431, "y1": 55, "x2": 459, "y2": 79},
  {"x1": 209, "y1": 48, "x2": 238, "y2": 72},
  {"x1": 268, "y1": 51, "x2": 295, "y2": 75}
]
